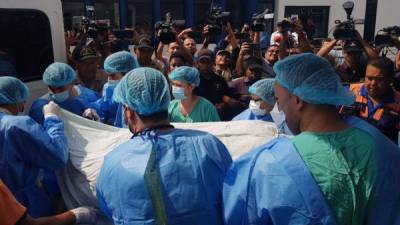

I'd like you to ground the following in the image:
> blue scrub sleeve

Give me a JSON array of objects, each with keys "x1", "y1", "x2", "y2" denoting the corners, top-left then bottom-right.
[
  {"x1": 12, "y1": 116, "x2": 69, "y2": 170},
  {"x1": 96, "y1": 184, "x2": 113, "y2": 221}
]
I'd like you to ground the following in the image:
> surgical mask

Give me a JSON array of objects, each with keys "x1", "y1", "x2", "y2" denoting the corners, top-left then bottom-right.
[
  {"x1": 172, "y1": 86, "x2": 187, "y2": 100},
  {"x1": 249, "y1": 100, "x2": 266, "y2": 116},
  {"x1": 270, "y1": 103, "x2": 293, "y2": 135},
  {"x1": 49, "y1": 90, "x2": 70, "y2": 103},
  {"x1": 107, "y1": 79, "x2": 120, "y2": 86}
]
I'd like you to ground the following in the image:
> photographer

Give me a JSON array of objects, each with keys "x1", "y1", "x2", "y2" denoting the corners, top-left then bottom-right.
[
  {"x1": 318, "y1": 30, "x2": 378, "y2": 84},
  {"x1": 213, "y1": 22, "x2": 240, "y2": 82},
  {"x1": 134, "y1": 37, "x2": 164, "y2": 72},
  {"x1": 278, "y1": 18, "x2": 313, "y2": 60},
  {"x1": 155, "y1": 28, "x2": 194, "y2": 70},
  {"x1": 194, "y1": 49, "x2": 244, "y2": 120}
]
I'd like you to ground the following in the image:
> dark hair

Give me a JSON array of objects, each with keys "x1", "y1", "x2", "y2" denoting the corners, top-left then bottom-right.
[
  {"x1": 367, "y1": 57, "x2": 395, "y2": 78},
  {"x1": 169, "y1": 51, "x2": 187, "y2": 64},
  {"x1": 138, "y1": 110, "x2": 169, "y2": 123}
]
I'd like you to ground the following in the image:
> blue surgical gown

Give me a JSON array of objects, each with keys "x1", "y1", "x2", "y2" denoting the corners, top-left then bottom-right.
[
  {"x1": 232, "y1": 109, "x2": 273, "y2": 122},
  {"x1": 89, "y1": 83, "x2": 119, "y2": 125},
  {"x1": 223, "y1": 116, "x2": 400, "y2": 225},
  {"x1": 0, "y1": 113, "x2": 68, "y2": 217},
  {"x1": 76, "y1": 84, "x2": 101, "y2": 107},
  {"x1": 96, "y1": 128, "x2": 233, "y2": 225},
  {"x1": 29, "y1": 97, "x2": 86, "y2": 124},
  {"x1": 113, "y1": 104, "x2": 124, "y2": 128}
]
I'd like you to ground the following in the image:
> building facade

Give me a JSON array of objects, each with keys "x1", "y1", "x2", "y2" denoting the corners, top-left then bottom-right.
[{"x1": 61, "y1": 0, "x2": 398, "y2": 40}]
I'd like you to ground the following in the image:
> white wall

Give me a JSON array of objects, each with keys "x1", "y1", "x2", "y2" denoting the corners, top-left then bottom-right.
[
  {"x1": 274, "y1": 0, "x2": 367, "y2": 37},
  {"x1": 375, "y1": 0, "x2": 400, "y2": 34}
]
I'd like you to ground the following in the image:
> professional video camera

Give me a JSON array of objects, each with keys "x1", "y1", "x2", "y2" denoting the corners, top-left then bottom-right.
[
  {"x1": 375, "y1": 26, "x2": 400, "y2": 47},
  {"x1": 81, "y1": 5, "x2": 109, "y2": 39},
  {"x1": 234, "y1": 32, "x2": 252, "y2": 44},
  {"x1": 206, "y1": 3, "x2": 231, "y2": 36},
  {"x1": 333, "y1": 1, "x2": 364, "y2": 40},
  {"x1": 155, "y1": 12, "x2": 185, "y2": 44},
  {"x1": 251, "y1": 9, "x2": 274, "y2": 32}
]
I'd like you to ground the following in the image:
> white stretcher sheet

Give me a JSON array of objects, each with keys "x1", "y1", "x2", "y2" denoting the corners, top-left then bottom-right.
[{"x1": 57, "y1": 109, "x2": 279, "y2": 224}]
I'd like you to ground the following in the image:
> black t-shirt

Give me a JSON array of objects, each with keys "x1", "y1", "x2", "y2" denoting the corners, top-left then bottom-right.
[{"x1": 195, "y1": 72, "x2": 231, "y2": 104}]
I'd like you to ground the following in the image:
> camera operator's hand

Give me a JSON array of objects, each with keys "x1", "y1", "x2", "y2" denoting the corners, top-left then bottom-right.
[
  {"x1": 202, "y1": 25, "x2": 210, "y2": 36},
  {"x1": 317, "y1": 39, "x2": 338, "y2": 57},
  {"x1": 177, "y1": 28, "x2": 192, "y2": 40},
  {"x1": 239, "y1": 42, "x2": 250, "y2": 56},
  {"x1": 294, "y1": 20, "x2": 304, "y2": 34},
  {"x1": 354, "y1": 29, "x2": 378, "y2": 59},
  {"x1": 225, "y1": 22, "x2": 239, "y2": 49}
]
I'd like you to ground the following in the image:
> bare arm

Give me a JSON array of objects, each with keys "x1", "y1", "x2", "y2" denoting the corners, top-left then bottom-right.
[
  {"x1": 156, "y1": 41, "x2": 165, "y2": 62},
  {"x1": 226, "y1": 22, "x2": 239, "y2": 50},
  {"x1": 355, "y1": 30, "x2": 378, "y2": 59},
  {"x1": 317, "y1": 40, "x2": 338, "y2": 57},
  {"x1": 253, "y1": 31, "x2": 260, "y2": 44},
  {"x1": 278, "y1": 35, "x2": 289, "y2": 60},
  {"x1": 236, "y1": 42, "x2": 249, "y2": 77}
]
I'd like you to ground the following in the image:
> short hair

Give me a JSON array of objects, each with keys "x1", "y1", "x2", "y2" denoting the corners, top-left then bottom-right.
[
  {"x1": 169, "y1": 51, "x2": 187, "y2": 64},
  {"x1": 138, "y1": 110, "x2": 169, "y2": 123},
  {"x1": 367, "y1": 57, "x2": 395, "y2": 78}
]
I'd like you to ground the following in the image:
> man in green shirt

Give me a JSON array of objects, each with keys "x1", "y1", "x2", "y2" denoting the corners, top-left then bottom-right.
[{"x1": 223, "y1": 53, "x2": 400, "y2": 225}]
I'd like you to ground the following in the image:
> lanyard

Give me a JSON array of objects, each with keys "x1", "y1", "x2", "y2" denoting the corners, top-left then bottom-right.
[{"x1": 132, "y1": 124, "x2": 174, "y2": 225}]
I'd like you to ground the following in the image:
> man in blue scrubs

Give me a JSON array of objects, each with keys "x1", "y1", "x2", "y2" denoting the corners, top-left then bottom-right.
[
  {"x1": 223, "y1": 53, "x2": 400, "y2": 225},
  {"x1": 0, "y1": 76, "x2": 69, "y2": 217},
  {"x1": 96, "y1": 67, "x2": 232, "y2": 225}
]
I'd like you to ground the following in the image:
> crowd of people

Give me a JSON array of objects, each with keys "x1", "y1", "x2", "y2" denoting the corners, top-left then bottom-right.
[{"x1": 1, "y1": 15, "x2": 400, "y2": 225}]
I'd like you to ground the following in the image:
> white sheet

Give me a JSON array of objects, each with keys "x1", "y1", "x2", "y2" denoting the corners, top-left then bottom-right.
[{"x1": 57, "y1": 110, "x2": 279, "y2": 224}]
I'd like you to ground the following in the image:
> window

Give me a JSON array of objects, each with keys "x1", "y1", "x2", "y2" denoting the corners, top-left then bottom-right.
[
  {"x1": 0, "y1": 9, "x2": 54, "y2": 82},
  {"x1": 284, "y1": 6, "x2": 330, "y2": 39}
]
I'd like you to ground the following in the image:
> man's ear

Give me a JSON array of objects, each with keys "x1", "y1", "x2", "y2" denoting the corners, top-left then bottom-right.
[{"x1": 293, "y1": 95, "x2": 306, "y2": 112}]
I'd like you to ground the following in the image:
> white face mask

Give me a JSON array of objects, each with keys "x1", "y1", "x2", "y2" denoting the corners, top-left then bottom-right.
[
  {"x1": 249, "y1": 100, "x2": 267, "y2": 116},
  {"x1": 270, "y1": 103, "x2": 293, "y2": 135}
]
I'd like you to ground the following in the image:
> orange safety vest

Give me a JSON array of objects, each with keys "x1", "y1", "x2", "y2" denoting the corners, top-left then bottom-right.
[{"x1": 347, "y1": 83, "x2": 400, "y2": 121}]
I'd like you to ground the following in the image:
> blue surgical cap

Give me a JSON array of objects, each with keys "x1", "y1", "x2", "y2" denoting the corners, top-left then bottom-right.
[
  {"x1": 273, "y1": 53, "x2": 354, "y2": 106},
  {"x1": 249, "y1": 78, "x2": 276, "y2": 106},
  {"x1": 43, "y1": 62, "x2": 76, "y2": 87},
  {"x1": 0, "y1": 76, "x2": 29, "y2": 105},
  {"x1": 113, "y1": 67, "x2": 171, "y2": 116},
  {"x1": 169, "y1": 66, "x2": 200, "y2": 87},
  {"x1": 104, "y1": 51, "x2": 139, "y2": 74}
]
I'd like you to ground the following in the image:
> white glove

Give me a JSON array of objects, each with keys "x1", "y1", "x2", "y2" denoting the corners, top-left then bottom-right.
[
  {"x1": 70, "y1": 207, "x2": 97, "y2": 224},
  {"x1": 83, "y1": 108, "x2": 100, "y2": 121},
  {"x1": 43, "y1": 101, "x2": 60, "y2": 118}
]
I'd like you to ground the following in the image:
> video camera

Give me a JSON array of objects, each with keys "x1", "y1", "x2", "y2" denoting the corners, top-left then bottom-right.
[
  {"x1": 207, "y1": 3, "x2": 231, "y2": 36},
  {"x1": 81, "y1": 5, "x2": 109, "y2": 39},
  {"x1": 375, "y1": 26, "x2": 400, "y2": 47},
  {"x1": 333, "y1": 1, "x2": 364, "y2": 40},
  {"x1": 155, "y1": 12, "x2": 185, "y2": 44},
  {"x1": 251, "y1": 9, "x2": 274, "y2": 32}
]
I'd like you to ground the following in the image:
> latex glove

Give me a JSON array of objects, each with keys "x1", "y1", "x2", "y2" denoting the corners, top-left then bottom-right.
[
  {"x1": 43, "y1": 101, "x2": 60, "y2": 118},
  {"x1": 70, "y1": 207, "x2": 97, "y2": 224},
  {"x1": 83, "y1": 108, "x2": 100, "y2": 121}
]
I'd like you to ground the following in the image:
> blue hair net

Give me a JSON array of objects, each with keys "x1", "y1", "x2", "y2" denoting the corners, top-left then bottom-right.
[
  {"x1": 249, "y1": 78, "x2": 276, "y2": 106},
  {"x1": 104, "y1": 51, "x2": 139, "y2": 74},
  {"x1": 0, "y1": 76, "x2": 29, "y2": 104},
  {"x1": 43, "y1": 62, "x2": 76, "y2": 87},
  {"x1": 113, "y1": 67, "x2": 171, "y2": 116},
  {"x1": 273, "y1": 53, "x2": 354, "y2": 106},
  {"x1": 169, "y1": 66, "x2": 201, "y2": 87}
]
